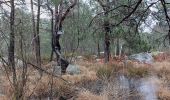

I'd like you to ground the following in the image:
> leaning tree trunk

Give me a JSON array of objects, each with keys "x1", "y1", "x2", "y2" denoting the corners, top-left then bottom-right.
[
  {"x1": 51, "y1": 1, "x2": 77, "y2": 74},
  {"x1": 53, "y1": 24, "x2": 69, "y2": 74}
]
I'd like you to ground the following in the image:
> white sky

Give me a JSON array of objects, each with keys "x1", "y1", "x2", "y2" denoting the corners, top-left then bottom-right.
[{"x1": 140, "y1": 0, "x2": 159, "y2": 33}]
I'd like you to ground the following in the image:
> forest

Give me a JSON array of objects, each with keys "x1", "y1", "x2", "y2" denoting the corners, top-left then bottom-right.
[{"x1": 0, "y1": 0, "x2": 170, "y2": 100}]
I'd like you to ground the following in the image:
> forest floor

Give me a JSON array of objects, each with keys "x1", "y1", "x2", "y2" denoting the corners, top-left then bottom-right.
[{"x1": 0, "y1": 52, "x2": 170, "y2": 100}]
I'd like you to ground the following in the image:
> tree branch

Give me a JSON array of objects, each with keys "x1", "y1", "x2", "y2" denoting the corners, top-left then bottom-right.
[
  {"x1": 160, "y1": 0, "x2": 170, "y2": 44},
  {"x1": 112, "y1": 0, "x2": 143, "y2": 27},
  {"x1": 60, "y1": 0, "x2": 77, "y2": 23}
]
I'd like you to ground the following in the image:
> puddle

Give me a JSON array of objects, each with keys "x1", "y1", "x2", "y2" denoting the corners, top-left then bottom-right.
[
  {"x1": 138, "y1": 77, "x2": 158, "y2": 100},
  {"x1": 118, "y1": 75, "x2": 158, "y2": 100}
]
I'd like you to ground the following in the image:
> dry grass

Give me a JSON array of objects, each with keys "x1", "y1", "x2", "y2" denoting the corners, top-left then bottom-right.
[
  {"x1": 152, "y1": 61, "x2": 170, "y2": 100},
  {"x1": 152, "y1": 61, "x2": 170, "y2": 71},
  {"x1": 157, "y1": 87, "x2": 170, "y2": 100},
  {"x1": 1, "y1": 56, "x2": 170, "y2": 99},
  {"x1": 25, "y1": 61, "x2": 98, "y2": 99},
  {"x1": 76, "y1": 90, "x2": 105, "y2": 100},
  {"x1": 152, "y1": 61, "x2": 170, "y2": 84},
  {"x1": 0, "y1": 95, "x2": 8, "y2": 100},
  {"x1": 96, "y1": 65, "x2": 113, "y2": 79},
  {"x1": 62, "y1": 64, "x2": 97, "y2": 84},
  {"x1": 127, "y1": 66, "x2": 149, "y2": 78}
]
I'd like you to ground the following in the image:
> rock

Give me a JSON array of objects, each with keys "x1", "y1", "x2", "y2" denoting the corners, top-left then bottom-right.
[
  {"x1": 0, "y1": 57, "x2": 23, "y2": 67},
  {"x1": 100, "y1": 52, "x2": 104, "y2": 58},
  {"x1": 66, "y1": 64, "x2": 80, "y2": 75},
  {"x1": 92, "y1": 55, "x2": 97, "y2": 59},
  {"x1": 15, "y1": 59, "x2": 23, "y2": 67},
  {"x1": 53, "y1": 64, "x2": 81, "y2": 75},
  {"x1": 129, "y1": 53, "x2": 154, "y2": 64},
  {"x1": 96, "y1": 59, "x2": 104, "y2": 63},
  {"x1": 77, "y1": 56, "x2": 85, "y2": 61},
  {"x1": 77, "y1": 56, "x2": 83, "y2": 59},
  {"x1": 96, "y1": 59, "x2": 101, "y2": 62}
]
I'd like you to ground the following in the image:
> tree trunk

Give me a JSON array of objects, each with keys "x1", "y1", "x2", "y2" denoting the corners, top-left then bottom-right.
[
  {"x1": 30, "y1": 0, "x2": 36, "y2": 57},
  {"x1": 8, "y1": 0, "x2": 18, "y2": 99},
  {"x1": 52, "y1": 4, "x2": 68, "y2": 74},
  {"x1": 31, "y1": 0, "x2": 41, "y2": 70},
  {"x1": 50, "y1": 13, "x2": 54, "y2": 61},
  {"x1": 51, "y1": 1, "x2": 77, "y2": 74},
  {"x1": 97, "y1": 40, "x2": 100, "y2": 58},
  {"x1": 9, "y1": 0, "x2": 15, "y2": 72},
  {"x1": 104, "y1": 15, "x2": 110, "y2": 63},
  {"x1": 103, "y1": 0, "x2": 111, "y2": 63},
  {"x1": 119, "y1": 44, "x2": 122, "y2": 57},
  {"x1": 36, "y1": 0, "x2": 41, "y2": 70},
  {"x1": 54, "y1": 24, "x2": 69, "y2": 74},
  {"x1": 116, "y1": 38, "x2": 120, "y2": 56},
  {"x1": 51, "y1": 4, "x2": 59, "y2": 61},
  {"x1": 47, "y1": 4, "x2": 54, "y2": 61}
]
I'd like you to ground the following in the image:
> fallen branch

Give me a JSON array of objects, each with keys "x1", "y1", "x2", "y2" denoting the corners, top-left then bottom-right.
[{"x1": 27, "y1": 62, "x2": 71, "y2": 84}]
